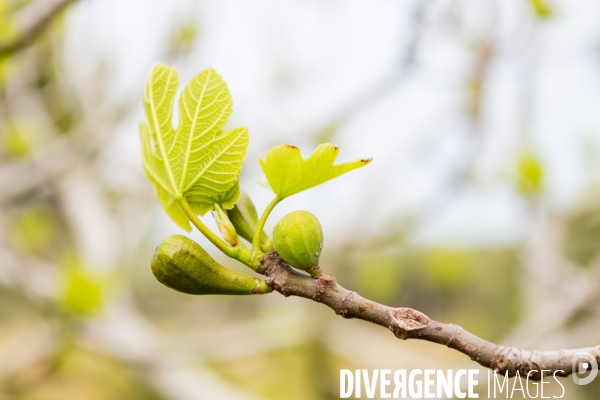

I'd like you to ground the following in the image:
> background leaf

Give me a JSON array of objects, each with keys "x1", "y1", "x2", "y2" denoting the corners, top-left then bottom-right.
[
  {"x1": 259, "y1": 143, "x2": 371, "y2": 199},
  {"x1": 140, "y1": 63, "x2": 249, "y2": 230},
  {"x1": 516, "y1": 149, "x2": 544, "y2": 197}
]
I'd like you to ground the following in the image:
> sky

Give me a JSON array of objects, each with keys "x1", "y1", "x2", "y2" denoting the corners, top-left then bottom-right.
[{"x1": 62, "y1": 0, "x2": 600, "y2": 249}]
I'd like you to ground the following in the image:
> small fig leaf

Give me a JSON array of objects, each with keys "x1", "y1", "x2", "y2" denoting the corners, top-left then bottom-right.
[
  {"x1": 259, "y1": 144, "x2": 371, "y2": 199},
  {"x1": 140, "y1": 63, "x2": 249, "y2": 230}
]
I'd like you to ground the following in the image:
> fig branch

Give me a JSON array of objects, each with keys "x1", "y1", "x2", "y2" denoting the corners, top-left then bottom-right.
[{"x1": 256, "y1": 249, "x2": 600, "y2": 380}]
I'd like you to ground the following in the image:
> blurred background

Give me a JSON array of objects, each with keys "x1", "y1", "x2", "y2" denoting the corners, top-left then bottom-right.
[{"x1": 1, "y1": 0, "x2": 600, "y2": 398}]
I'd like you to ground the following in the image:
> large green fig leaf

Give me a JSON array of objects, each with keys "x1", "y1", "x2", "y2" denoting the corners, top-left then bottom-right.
[
  {"x1": 140, "y1": 63, "x2": 249, "y2": 230},
  {"x1": 259, "y1": 144, "x2": 371, "y2": 199}
]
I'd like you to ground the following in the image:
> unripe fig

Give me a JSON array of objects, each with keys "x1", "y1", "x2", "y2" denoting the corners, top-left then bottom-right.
[
  {"x1": 227, "y1": 191, "x2": 271, "y2": 250},
  {"x1": 151, "y1": 235, "x2": 270, "y2": 295},
  {"x1": 273, "y1": 211, "x2": 323, "y2": 277}
]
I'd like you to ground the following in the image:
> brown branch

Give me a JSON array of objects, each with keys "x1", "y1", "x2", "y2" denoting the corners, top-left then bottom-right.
[
  {"x1": 257, "y1": 249, "x2": 600, "y2": 380},
  {"x1": 0, "y1": 0, "x2": 77, "y2": 57}
]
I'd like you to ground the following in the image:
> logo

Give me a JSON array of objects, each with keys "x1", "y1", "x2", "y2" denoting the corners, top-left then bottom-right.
[{"x1": 572, "y1": 351, "x2": 598, "y2": 385}]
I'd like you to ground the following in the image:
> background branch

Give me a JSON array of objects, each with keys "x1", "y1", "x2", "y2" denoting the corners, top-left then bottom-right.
[
  {"x1": 258, "y1": 250, "x2": 600, "y2": 380},
  {"x1": 0, "y1": 0, "x2": 77, "y2": 57}
]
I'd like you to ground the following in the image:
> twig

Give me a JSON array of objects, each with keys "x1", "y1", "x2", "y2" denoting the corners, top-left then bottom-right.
[
  {"x1": 0, "y1": 0, "x2": 77, "y2": 57},
  {"x1": 257, "y1": 249, "x2": 600, "y2": 380}
]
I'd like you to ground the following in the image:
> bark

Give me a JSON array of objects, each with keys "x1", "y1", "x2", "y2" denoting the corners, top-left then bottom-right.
[{"x1": 257, "y1": 249, "x2": 600, "y2": 380}]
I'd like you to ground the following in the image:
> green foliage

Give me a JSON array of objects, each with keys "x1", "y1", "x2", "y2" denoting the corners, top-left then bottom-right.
[
  {"x1": 1, "y1": 119, "x2": 39, "y2": 158},
  {"x1": 528, "y1": 0, "x2": 553, "y2": 18},
  {"x1": 0, "y1": 0, "x2": 15, "y2": 80},
  {"x1": 563, "y1": 206, "x2": 600, "y2": 267},
  {"x1": 420, "y1": 249, "x2": 474, "y2": 287},
  {"x1": 168, "y1": 17, "x2": 200, "y2": 57},
  {"x1": 63, "y1": 272, "x2": 103, "y2": 316},
  {"x1": 139, "y1": 64, "x2": 371, "y2": 293},
  {"x1": 354, "y1": 252, "x2": 400, "y2": 303},
  {"x1": 140, "y1": 63, "x2": 249, "y2": 230},
  {"x1": 350, "y1": 247, "x2": 521, "y2": 341},
  {"x1": 211, "y1": 343, "x2": 340, "y2": 400},
  {"x1": 151, "y1": 235, "x2": 270, "y2": 295},
  {"x1": 259, "y1": 143, "x2": 371, "y2": 199},
  {"x1": 517, "y1": 150, "x2": 544, "y2": 197},
  {"x1": 29, "y1": 347, "x2": 168, "y2": 400},
  {"x1": 273, "y1": 211, "x2": 323, "y2": 276},
  {"x1": 60, "y1": 255, "x2": 105, "y2": 316},
  {"x1": 9, "y1": 203, "x2": 59, "y2": 253}
]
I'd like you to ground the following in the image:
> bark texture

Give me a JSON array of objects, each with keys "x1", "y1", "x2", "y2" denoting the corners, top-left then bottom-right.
[{"x1": 257, "y1": 249, "x2": 600, "y2": 380}]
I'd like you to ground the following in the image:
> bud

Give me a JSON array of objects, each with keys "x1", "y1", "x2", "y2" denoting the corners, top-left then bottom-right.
[
  {"x1": 212, "y1": 205, "x2": 239, "y2": 246},
  {"x1": 227, "y1": 191, "x2": 271, "y2": 249},
  {"x1": 151, "y1": 235, "x2": 270, "y2": 295},
  {"x1": 273, "y1": 211, "x2": 323, "y2": 277}
]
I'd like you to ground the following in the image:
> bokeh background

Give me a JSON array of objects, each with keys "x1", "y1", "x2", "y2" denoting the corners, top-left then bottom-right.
[{"x1": 1, "y1": 0, "x2": 600, "y2": 398}]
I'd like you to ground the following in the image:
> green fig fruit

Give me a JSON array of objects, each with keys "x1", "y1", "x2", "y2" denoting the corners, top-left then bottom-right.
[
  {"x1": 151, "y1": 235, "x2": 270, "y2": 295},
  {"x1": 227, "y1": 191, "x2": 271, "y2": 250},
  {"x1": 273, "y1": 211, "x2": 323, "y2": 277}
]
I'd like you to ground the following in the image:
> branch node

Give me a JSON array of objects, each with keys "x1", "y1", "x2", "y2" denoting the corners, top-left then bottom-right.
[
  {"x1": 520, "y1": 350, "x2": 541, "y2": 380},
  {"x1": 492, "y1": 347, "x2": 521, "y2": 378},
  {"x1": 256, "y1": 248, "x2": 280, "y2": 275},
  {"x1": 387, "y1": 307, "x2": 430, "y2": 340},
  {"x1": 339, "y1": 291, "x2": 356, "y2": 318},
  {"x1": 313, "y1": 274, "x2": 335, "y2": 302},
  {"x1": 258, "y1": 249, "x2": 293, "y2": 296}
]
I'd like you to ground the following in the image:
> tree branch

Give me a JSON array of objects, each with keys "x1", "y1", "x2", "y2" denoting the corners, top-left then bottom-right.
[
  {"x1": 0, "y1": 0, "x2": 77, "y2": 57},
  {"x1": 257, "y1": 249, "x2": 600, "y2": 380}
]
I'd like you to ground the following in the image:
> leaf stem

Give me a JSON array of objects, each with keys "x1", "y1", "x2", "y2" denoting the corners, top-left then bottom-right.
[
  {"x1": 252, "y1": 196, "x2": 280, "y2": 253},
  {"x1": 178, "y1": 198, "x2": 250, "y2": 264}
]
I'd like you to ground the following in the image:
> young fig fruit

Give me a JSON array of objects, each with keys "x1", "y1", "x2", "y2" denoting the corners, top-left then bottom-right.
[
  {"x1": 151, "y1": 235, "x2": 270, "y2": 295},
  {"x1": 227, "y1": 191, "x2": 271, "y2": 250},
  {"x1": 273, "y1": 210, "x2": 323, "y2": 277}
]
